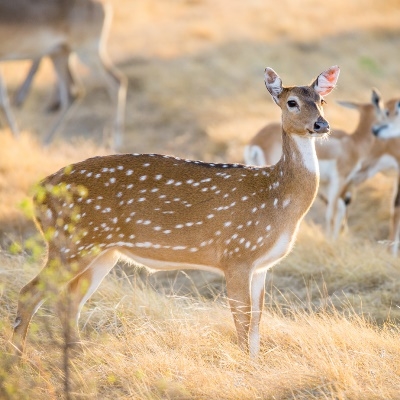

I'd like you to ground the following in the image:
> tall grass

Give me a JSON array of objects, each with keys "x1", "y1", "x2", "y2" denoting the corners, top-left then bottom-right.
[{"x1": 1, "y1": 246, "x2": 400, "y2": 399}]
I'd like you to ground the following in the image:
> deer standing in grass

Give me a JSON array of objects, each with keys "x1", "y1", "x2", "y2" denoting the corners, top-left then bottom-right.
[
  {"x1": 351, "y1": 99, "x2": 400, "y2": 255},
  {"x1": 0, "y1": 0, "x2": 127, "y2": 148},
  {"x1": 12, "y1": 66, "x2": 340, "y2": 358},
  {"x1": 244, "y1": 89, "x2": 388, "y2": 238}
]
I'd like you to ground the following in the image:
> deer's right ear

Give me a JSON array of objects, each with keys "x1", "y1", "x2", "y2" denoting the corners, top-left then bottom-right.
[
  {"x1": 264, "y1": 67, "x2": 282, "y2": 104},
  {"x1": 313, "y1": 65, "x2": 340, "y2": 96},
  {"x1": 371, "y1": 87, "x2": 383, "y2": 109}
]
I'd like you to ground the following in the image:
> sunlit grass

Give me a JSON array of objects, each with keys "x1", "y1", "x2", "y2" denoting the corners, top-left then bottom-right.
[{"x1": 1, "y1": 247, "x2": 400, "y2": 399}]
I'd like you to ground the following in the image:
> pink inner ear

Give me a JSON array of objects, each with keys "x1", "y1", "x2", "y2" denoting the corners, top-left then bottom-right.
[
  {"x1": 316, "y1": 66, "x2": 340, "y2": 96},
  {"x1": 324, "y1": 66, "x2": 340, "y2": 83}
]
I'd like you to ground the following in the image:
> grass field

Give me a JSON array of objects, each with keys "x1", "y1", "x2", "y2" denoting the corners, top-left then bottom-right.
[{"x1": 1, "y1": 0, "x2": 400, "y2": 398}]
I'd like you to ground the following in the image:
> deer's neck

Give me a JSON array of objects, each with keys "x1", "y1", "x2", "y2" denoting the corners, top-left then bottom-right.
[
  {"x1": 274, "y1": 130, "x2": 320, "y2": 208},
  {"x1": 351, "y1": 108, "x2": 376, "y2": 148},
  {"x1": 280, "y1": 130, "x2": 319, "y2": 175}
]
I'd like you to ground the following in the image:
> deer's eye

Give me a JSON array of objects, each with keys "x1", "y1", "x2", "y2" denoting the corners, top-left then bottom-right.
[
  {"x1": 287, "y1": 100, "x2": 298, "y2": 108},
  {"x1": 396, "y1": 102, "x2": 400, "y2": 115}
]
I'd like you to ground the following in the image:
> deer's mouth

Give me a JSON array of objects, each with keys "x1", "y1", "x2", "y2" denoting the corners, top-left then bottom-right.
[{"x1": 307, "y1": 129, "x2": 330, "y2": 137}]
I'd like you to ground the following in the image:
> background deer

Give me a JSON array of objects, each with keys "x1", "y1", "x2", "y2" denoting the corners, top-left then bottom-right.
[
  {"x1": 12, "y1": 65, "x2": 340, "y2": 358},
  {"x1": 244, "y1": 89, "x2": 388, "y2": 238},
  {"x1": 0, "y1": 0, "x2": 127, "y2": 148},
  {"x1": 349, "y1": 98, "x2": 400, "y2": 255}
]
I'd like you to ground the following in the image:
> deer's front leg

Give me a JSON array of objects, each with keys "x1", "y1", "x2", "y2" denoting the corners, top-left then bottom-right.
[
  {"x1": 388, "y1": 182, "x2": 400, "y2": 256},
  {"x1": 249, "y1": 270, "x2": 266, "y2": 357},
  {"x1": 325, "y1": 177, "x2": 345, "y2": 239},
  {"x1": 225, "y1": 268, "x2": 252, "y2": 353}
]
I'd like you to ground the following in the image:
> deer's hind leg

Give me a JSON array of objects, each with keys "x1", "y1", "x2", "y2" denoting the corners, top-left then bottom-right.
[
  {"x1": 12, "y1": 245, "x2": 118, "y2": 354},
  {"x1": 55, "y1": 249, "x2": 120, "y2": 348},
  {"x1": 12, "y1": 245, "x2": 75, "y2": 354}
]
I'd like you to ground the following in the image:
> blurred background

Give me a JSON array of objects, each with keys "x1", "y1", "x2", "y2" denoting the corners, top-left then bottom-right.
[{"x1": 2, "y1": 0, "x2": 400, "y2": 162}]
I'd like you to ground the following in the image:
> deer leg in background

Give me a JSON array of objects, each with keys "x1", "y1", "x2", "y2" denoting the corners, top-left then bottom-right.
[
  {"x1": 46, "y1": 55, "x2": 82, "y2": 113},
  {"x1": 43, "y1": 46, "x2": 78, "y2": 145},
  {"x1": 78, "y1": 48, "x2": 127, "y2": 150},
  {"x1": 0, "y1": 71, "x2": 19, "y2": 136},
  {"x1": 13, "y1": 58, "x2": 41, "y2": 108},
  {"x1": 388, "y1": 180, "x2": 400, "y2": 256}
]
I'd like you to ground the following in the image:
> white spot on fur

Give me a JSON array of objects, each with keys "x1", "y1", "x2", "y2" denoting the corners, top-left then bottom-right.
[
  {"x1": 173, "y1": 246, "x2": 187, "y2": 250},
  {"x1": 283, "y1": 198, "x2": 291, "y2": 208}
]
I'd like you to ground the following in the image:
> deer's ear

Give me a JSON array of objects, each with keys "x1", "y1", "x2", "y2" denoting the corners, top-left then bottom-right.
[
  {"x1": 371, "y1": 87, "x2": 383, "y2": 110},
  {"x1": 337, "y1": 100, "x2": 360, "y2": 110},
  {"x1": 264, "y1": 67, "x2": 283, "y2": 103},
  {"x1": 312, "y1": 65, "x2": 340, "y2": 96}
]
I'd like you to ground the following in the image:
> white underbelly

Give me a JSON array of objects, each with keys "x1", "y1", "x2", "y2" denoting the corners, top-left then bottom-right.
[{"x1": 117, "y1": 248, "x2": 224, "y2": 276}]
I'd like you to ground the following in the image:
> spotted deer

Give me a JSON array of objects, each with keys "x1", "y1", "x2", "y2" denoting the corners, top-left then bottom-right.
[
  {"x1": 0, "y1": 0, "x2": 127, "y2": 148},
  {"x1": 351, "y1": 98, "x2": 400, "y2": 255},
  {"x1": 12, "y1": 66, "x2": 340, "y2": 358},
  {"x1": 244, "y1": 89, "x2": 388, "y2": 238}
]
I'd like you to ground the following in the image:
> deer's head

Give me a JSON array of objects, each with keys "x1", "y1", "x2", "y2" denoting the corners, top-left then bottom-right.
[{"x1": 264, "y1": 66, "x2": 340, "y2": 137}]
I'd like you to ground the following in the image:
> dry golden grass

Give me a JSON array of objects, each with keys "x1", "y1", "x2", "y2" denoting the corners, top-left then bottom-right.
[
  {"x1": 1, "y1": 244, "x2": 400, "y2": 399},
  {"x1": 1, "y1": 0, "x2": 400, "y2": 398}
]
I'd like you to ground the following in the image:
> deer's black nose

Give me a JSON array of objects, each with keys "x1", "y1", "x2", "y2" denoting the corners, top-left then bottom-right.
[
  {"x1": 313, "y1": 118, "x2": 329, "y2": 133},
  {"x1": 372, "y1": 124, "x2": 387, "y2": 137}
]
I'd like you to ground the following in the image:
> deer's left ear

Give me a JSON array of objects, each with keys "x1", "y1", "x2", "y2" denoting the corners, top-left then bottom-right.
[
  {"x1": 312, "y1": 65, "x2": 340, "y2": 96},
  {"x1": 264, "y1": 67, "x2": 283, "y2": 104}
]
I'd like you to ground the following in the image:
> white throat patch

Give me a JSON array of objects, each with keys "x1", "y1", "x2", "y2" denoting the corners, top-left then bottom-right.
[{"x1": 292, "y1": 135, "x2": 318, "y2": 173}]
